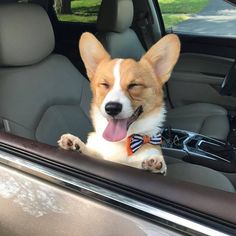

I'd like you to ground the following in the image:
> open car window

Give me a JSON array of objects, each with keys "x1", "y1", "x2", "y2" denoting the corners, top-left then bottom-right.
[
  {"x1": 0, "y1": 1, "x2": 236, "y2": 235},
  {"x1": 53, "y1": 0, "x2": 102, "y2": 23},
  {"x1": 158, "y1": 0, "x2": 236, "y2": 37}
]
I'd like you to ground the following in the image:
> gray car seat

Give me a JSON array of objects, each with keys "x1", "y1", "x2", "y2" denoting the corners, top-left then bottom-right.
[
  {"x1": 0, "y1": 3, "x2": 234, "y2": 192},
  {"x1": 0, "y1": 3, "x2": 93, "y2": 146},
  {"x1": 96, "y1": 0, "x2": 230, "y2": 141}
]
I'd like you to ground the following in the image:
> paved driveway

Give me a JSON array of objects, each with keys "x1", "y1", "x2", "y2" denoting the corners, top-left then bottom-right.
[{"x1": 173, "y1": 0, "x2": 236, "y2": 37}]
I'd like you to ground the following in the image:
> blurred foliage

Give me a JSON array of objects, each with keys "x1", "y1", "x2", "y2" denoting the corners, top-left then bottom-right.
[
  {"x1": 56, "y1": 0, "x2": 209, "y2": 28},
  {"x1": 57, "y1": 0, "x2": 101, "y2": 23},
  {"x1": 159, "y1": 0, "x2": 209, "y2": 29}
]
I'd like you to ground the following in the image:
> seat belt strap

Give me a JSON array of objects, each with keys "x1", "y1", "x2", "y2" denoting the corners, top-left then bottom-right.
[
  {"x1": 136, "y1": 11, "x2": 155, "y2": 49},
  {"x1": 136, "y1": 11, "x2": 174, "y2": 108}
]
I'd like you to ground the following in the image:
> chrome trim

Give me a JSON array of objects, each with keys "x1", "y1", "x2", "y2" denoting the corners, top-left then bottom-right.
[
  {"x1": 0, "y1": 150, "x2": 231, "y2": 236},
  {"x1": 162, "y1": 128, "x2": 234, "y2": 163}
]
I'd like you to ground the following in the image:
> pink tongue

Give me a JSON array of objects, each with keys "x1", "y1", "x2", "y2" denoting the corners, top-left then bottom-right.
[{"x1": 103, "y1": 119, "x2": 129, "y2": 142}]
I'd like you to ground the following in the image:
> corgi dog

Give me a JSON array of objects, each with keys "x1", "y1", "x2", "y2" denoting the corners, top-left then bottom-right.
[{"x1": 58, "y1": 32, "x2": 180, "y2": 174}]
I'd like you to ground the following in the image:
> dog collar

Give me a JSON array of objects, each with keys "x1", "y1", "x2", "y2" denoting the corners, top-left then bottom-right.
[{"x1": 126, "y1": 133, "x2": 162, "y2": 156}]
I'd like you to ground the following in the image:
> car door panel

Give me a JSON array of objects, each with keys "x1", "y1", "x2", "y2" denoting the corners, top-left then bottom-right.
[
  {"x1": 149, "y1": 1, "x2": 236, "y2": 110},
  {"x1": 0, "y1": 132, "x2": 236, "y2": 235},
  {"x1": 169, "y1": 52, "x2": 236, "y2": 109},
  {"x1": 173, "y1": 53, "x2": 233, "y2": 84},
  {"x1": 0, "y1": 164, "x2": 183, "y2": 236}
]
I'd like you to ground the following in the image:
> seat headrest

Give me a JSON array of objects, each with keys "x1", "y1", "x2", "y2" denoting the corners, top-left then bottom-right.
[
  {"x1": 0, "y1": 3, "x2": 55, "y2": 66},
  {"x1": 97, "y1": 0, "x2": 134, "y2": 33}
]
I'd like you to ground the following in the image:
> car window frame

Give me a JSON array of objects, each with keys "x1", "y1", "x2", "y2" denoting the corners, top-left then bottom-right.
[{"x1": 0, "y1": 132, "x2": 235, "y2": 235}]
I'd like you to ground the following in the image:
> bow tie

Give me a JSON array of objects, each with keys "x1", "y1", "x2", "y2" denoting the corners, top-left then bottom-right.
[{"x1": 126, "y1": 133, "x2": 162, "y2": 156}]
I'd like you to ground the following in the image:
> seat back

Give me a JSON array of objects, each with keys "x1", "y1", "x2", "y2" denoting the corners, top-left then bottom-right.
[
  {"x1": 96, "y1": 0, "x2": 145, "y2": 60},
  {"x1": 0, "y1": 3, "x2": 93, "y2": 145}
]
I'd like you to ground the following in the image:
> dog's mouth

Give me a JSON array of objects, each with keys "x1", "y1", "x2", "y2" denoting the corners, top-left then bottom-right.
[{"x1": 103, "y1": 106, "x2": 143, "y2": 142}]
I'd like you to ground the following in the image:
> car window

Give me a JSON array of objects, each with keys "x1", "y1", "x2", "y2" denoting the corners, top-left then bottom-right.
[
  {"x1": 53, "y1": 0, "x2": 102, "y2": 23},
  {"x1": 158, "y1": 0, "x2": 236, "y2": 37}
]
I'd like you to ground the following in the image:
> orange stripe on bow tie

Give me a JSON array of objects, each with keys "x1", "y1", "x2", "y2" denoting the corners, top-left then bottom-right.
[{"x1": 126, "y1": 136, "x2": 133, "y2": 156}]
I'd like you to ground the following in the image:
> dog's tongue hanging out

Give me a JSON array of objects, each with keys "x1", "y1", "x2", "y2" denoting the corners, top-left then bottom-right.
[
  {"x1": 103, "y1": 106, "x2": 143, "y2": 142},
  {"x1": 103, "y1": 119, "x2": 129, "y2": 142}
]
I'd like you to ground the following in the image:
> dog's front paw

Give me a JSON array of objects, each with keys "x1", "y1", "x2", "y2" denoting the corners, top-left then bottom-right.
[
  {"x1": 142, "y1": 156, "x2": 167, "y2": 175},
  {"x1": 58, "y1": 133, "x2": 83, "y2": 151}
]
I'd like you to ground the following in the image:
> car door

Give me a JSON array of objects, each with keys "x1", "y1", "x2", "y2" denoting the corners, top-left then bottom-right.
[
  {"x1": 0, "y1": 132, "x2": 236, "y2": 236},
  {"x1": 150, "y1": 0, "x2": 236, "y2": 111}
]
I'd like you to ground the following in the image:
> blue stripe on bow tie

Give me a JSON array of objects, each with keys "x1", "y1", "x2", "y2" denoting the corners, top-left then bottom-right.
[{"x1": 127, "y1": 133, "x2": 162, "y2": 156}]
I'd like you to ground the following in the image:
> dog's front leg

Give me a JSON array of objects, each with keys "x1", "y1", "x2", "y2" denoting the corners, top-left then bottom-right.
[
  {"x1": 129, "y1": 147, "x2": 167, "y2": 175},
  {"x1": 141, "y1": 155, "x2": 167, "y2": 174},
  {"x1": 58, "y1": 133, "x2": 102, "y2": 159}
]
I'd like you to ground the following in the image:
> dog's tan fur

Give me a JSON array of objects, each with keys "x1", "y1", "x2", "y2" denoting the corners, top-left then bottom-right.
[{"x1": 58, "y1": 32, "x2": 180, "y2": 173}]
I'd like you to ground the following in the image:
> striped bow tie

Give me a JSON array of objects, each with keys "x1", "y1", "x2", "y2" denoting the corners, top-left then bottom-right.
[{"x1": 126, "y1": 133, "x2": 162, "y2": 156}]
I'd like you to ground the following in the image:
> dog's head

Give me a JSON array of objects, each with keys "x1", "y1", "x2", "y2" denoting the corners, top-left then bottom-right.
[{"x1": 79, "y1": 33, "x2": 180, "y2": 142}]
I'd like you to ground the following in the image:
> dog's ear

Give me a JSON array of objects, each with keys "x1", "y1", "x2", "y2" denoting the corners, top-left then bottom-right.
[
  {"x1": 79, "y1": 32, "x2": 110, "y2": 80},
  {"x1": 141, "y1": 34, "x2": 180, "y2": 84}
]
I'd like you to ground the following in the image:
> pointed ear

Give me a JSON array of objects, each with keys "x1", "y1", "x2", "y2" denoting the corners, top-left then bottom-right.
[
  {"x1": 79, "y1": 32, "x2": 110, "y2": 80},
  {"x1": 141, "y1": 34, "x2": 180, "y2": 84}
]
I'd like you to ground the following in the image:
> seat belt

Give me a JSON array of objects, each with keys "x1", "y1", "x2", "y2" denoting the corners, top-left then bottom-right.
[
  {"x1": 136, "y1": 11, "x2": 155, "y2": 49},
  {"x1": 135, "y1": 10, "x2": 174, "y2": 108}
]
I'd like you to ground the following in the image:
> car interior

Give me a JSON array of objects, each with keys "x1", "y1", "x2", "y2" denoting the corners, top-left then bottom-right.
[{"x1": 0, "y1": 0, "x2": 236, "y2": 230}]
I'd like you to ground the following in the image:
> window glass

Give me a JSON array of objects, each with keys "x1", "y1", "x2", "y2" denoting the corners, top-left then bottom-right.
[
  {"x1": 158, "y1": 0, "x2": 236, "y2": 37},
  {"x1": 54, "y1": 0, "x2": 102, "y2": 23}
]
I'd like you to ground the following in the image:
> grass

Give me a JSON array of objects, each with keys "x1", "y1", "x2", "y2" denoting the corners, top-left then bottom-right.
[
  {"x1": 159, "y1": 0, "x2": 209, "y2": 29},
  {"x1": 159, "y1": 0, "x2": 209, "y2": 14},
  {"x1": 57, "y1": 0, "x2": 101, "y2": 23},
  {"x1": 57, "y1": 0, "x2": 209, "y2": 27},
  {"x1": 162, "y1": 14, "x2": 190, "y2": 29},
  {"x1": 57, "y1": 14, "x2": 97, "y2": 23}
]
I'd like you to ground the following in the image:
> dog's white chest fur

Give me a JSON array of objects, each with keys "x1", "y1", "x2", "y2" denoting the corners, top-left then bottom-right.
[
  {"x1": 87, "y1": 131, "x2": 163, "y2": 169},
  {"x1": 86, "y1": 105, "x2": 166, "y2": 171},
  {"x1": 87, "y1": 132, "x2": 127, "y2": 162}
]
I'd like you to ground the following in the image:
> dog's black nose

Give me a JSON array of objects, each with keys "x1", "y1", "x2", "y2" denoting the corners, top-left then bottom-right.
[{"x1": 105, "y1": 102, "x2": 122, "y2": 116}]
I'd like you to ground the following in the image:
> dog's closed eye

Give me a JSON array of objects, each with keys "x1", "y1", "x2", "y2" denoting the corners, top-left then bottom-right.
[
  {"x1": 100, "y1": 82, "x2": 110, "y2": 89},
  {"x1": 128, "y1": 83, "x2": 144, "y2": 90},
  {"x1": 128, "y1": 83, "x2": 145, "y2": 101}
]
